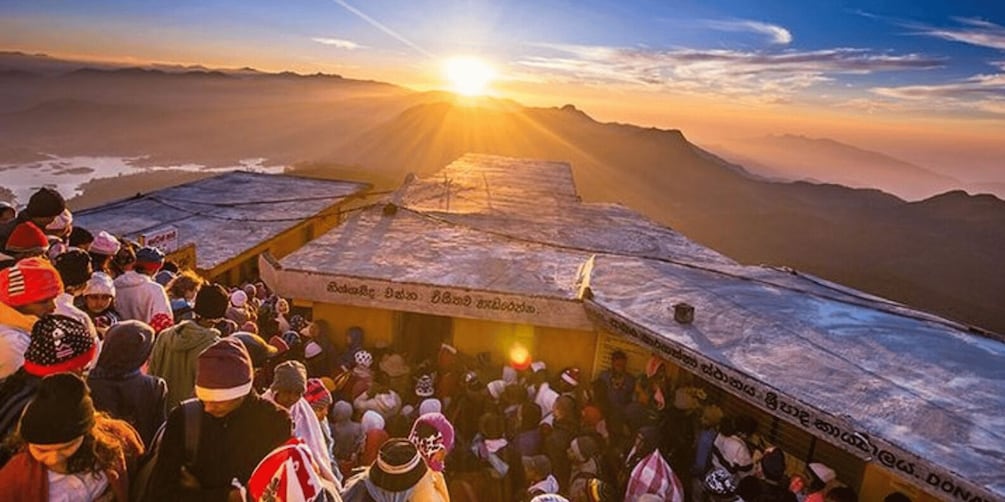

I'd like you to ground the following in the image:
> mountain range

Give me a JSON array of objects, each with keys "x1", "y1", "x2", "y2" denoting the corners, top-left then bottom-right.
[{"x1": 1, "y1": 52, "x2": 1003, "y2": 334}]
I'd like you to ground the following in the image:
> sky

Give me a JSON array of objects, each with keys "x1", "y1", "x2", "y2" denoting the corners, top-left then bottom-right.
[{"x1": 1, "y1": 0, "x2": 1004, "y2": 180}]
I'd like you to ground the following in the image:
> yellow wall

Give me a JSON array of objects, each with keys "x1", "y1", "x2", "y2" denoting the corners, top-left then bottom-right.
[
  {"x1": 860, "y1": 463, "x2": 940, "y2": 502},
  {"x1": 312, "y1": 303, "x2": 396, "y2": 351},
  {"x1": 451, "y1": 318, "x2": 598, "y2": 375}
]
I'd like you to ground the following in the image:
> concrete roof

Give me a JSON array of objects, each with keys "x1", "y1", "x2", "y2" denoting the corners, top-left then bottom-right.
[
  {"x1": 586, "y1": 254, "x2": 1005, "y2": 501},
  {"x1": 75, "y1": 171, "x2": 369, "y2": 270},
  {"x1": 269, "y1": 154, "x2": 1004, "y2": 500}
]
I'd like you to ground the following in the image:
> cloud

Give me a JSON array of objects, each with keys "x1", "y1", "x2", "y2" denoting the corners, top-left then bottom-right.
[
  {"x1": 518, "y1": 43, "x2": 943, "y2": 103},
  {"x1": 912, "y1": 17, "x2": 1005, "y2": 51},
  {"x1": 871, "y1": 69, "x2": 1005, "y2": 115},
  {"x1": 705, "y1": 19, "x2": 793, "y2": 45},
  {"x1": 311, "y1": 37, "x2": 364, "y2": 50}
]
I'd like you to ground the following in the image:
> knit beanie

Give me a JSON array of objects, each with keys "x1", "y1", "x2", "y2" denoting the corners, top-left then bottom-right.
[
  {"x1": 83, "y1": 272, "x2": 116, "y2": 298},
  {"x1": 24, "y1": 314, "x2": 97, "y2": 376},
  {"x1": 305, "y1": 378, "x2": 333, "y2": 410},
  {"x1": 95, "y1": 320, "x2": 155, "y2": 375},
  {"x1": 53, "y1": 248, "x2": 93, "y2": 289},
  {"x1": 5, "y1": 222, "x2": 49, "y2": 255},
  {"x1": 408, "y1": 412, "x2": 455, "y2": 472},
  {"x1": 370, "y1": 438, "x2": 429, "y2": 493},
  {"x1": 419, "y1": 398, "x2": 442, "y2": 415},
  {"x1": 25, "y1": 187, "x2": 65, "y2": 219},
  {"x1": 195, "y1": 338, "x2": 254, "y2": 401},
  {"x1": 69, "y1": 227, "x2": 94, "y2": 248},
  {"x1": 45, "y1": 209, "x2": 73, "y2": 232},
  {"x1": 0, "y1": 257, "x2": 63, "y2": 307},
  {"x1": 230, "y1": 290, "x2": 248, "y2": 308},
  {"x1": 560, "y1": 367, "x2": 581, "y2": 387},
  {"x1": 415, "y1": 374, "x2": 435, "y2": 398},
  {"x1": 135, "y1": 246, "x2": 165, "y2": 273},
  {"x1": 194, "y1": 283, "x2": 229, "y2": 320},
  {"x1": 271, "y1": 360, "x2": 307, "y2": 394},
  {"x1": 89, "y1": 231, "x2": 120, "y2": 256},
  {"x1": 19, "y1": 373, "x2": 95, "y2": 445}
]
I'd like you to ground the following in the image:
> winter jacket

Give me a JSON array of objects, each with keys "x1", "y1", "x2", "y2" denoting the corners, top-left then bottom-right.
[
  {"x1": 87, "y1": 326, "x2": 167, "y2": 447},
  {"x1": 0, "y1": 302, "x2": 34, "y2": 381},
  {"x1": 513, "y1": 429, "x2": 543, "y2": 457},
  {"x1": 0, "y1": 369, "x2": 41, "y2": 467},
  {"x1": 147, "y1": 392, "x2": 292, "y2": 502},
  {"x1": 113, "y1": 271, "x2": 173, "y2": 330},
  {"x1": 332, "y1": 402, "x2": 364, "y2": 461},
  {"x1": 544, "y1": 417, "x2": 579, "y2": 493},
  {"x1": 598, "y1": 369, "x2": 636, "y2": 410},
  {"x1": 0, "y1": 416, "x2": 144, "y2": 502},
  {"x1": 340, "y1": 468, "x2": 449, "y2": 502},
  {"x1": 149, "y1": 320, "x2": 220, "y2": 411}
]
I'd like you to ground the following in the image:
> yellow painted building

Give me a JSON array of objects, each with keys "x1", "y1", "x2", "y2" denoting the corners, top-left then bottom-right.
[{"x1": 262, "y1": 154, "x2": 1004, "y2": 502}]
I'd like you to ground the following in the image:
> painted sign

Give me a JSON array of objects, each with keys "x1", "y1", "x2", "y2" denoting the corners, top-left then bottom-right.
[
  {"x1": 265, "y1": 264, "x2": 594, "y2": 330},
  {"x1": 166, "y1": 243, "x2": 197, "y2": 271},
  {"x1": 584, "y1": 301, "x2": 997, "y2": 502},
  {"x1": 140, "y1": 225, "x2": 179, "y2": 253}
]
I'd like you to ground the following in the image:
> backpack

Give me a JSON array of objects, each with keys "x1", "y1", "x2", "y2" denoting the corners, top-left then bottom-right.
[{"x1": 131, "y1": 399, "x2": 202, "y2": 502}]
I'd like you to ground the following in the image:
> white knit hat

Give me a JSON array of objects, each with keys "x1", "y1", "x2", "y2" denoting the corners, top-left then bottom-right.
[
  {"x1": 45, "y1": 209, "x2": 73, "y2": 231},
  {"x1": 83, "y1": 272, "x2": 116, "y2": 298},
  {"x1": 230, "y1": 289, "x2": 248, "y2": 308},
  {"x1": 90, "y1": 231, "x2": 120, "y2": 255}
]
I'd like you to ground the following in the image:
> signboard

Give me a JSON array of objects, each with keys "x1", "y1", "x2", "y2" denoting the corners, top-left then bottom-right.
[
  {"x1": 140, "y1": 225, "x2": 179, "y2": 253},
  {"x1": 583, "y1": 301, "x2": 997, "y2": 502},
  {"x1": 260, "y1": 259, "x2": 593, "y2": 330},
  {"x1": 166, "y1": 243, "x2": 197, "y2": 271}
]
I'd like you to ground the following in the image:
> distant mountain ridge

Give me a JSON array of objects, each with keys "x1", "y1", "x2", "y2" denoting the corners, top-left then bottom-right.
[
  {"x1": 708, "y1": 133, "x2": 980, "y2": 201},
  {"x1": 1, "y1": 51, "x2": 1003, "y2": 334}
]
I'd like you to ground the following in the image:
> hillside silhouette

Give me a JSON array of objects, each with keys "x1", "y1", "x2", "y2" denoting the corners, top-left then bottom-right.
[
  {"x1": 710, "y1": 134, "x2": 971, "y2": 200},
  {"x1": 1, "y1": 54, "x2": 1003, "y2": 333}
]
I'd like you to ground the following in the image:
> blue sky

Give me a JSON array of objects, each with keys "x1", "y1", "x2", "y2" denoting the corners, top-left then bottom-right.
[{"x1": 1, "y1": 0, "x2": 1004, "y2": 155}]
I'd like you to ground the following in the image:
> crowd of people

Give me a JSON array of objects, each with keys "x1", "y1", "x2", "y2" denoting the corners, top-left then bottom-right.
[{"x1": 0, "y1": 188, "x2": 914, "y2": 502}]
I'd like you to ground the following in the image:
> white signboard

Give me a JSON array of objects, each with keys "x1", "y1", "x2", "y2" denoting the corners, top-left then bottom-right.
[{"x1": 140, "y1": 226, "x2": 179, "y2": 253}]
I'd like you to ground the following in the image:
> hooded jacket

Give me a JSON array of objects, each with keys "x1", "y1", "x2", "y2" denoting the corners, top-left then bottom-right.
[
  {"x1": 0, "y1": 302, "x2": 34, "y2": 381},
  {"x1": 113, "y1": 270, "x2": 172, "y2": 328},
  {"x1": 87, "y1": 321, "x2": 167, "y2": 447},
  {"x1": 149, "y1": 319, "x2": 220, "y2": 411},
  {"x1": 332, "y1": 401, "x2": 364, "y2": 460},
  {"x1": 147, "y1": 392, "x2": 292, "y2": 502}
]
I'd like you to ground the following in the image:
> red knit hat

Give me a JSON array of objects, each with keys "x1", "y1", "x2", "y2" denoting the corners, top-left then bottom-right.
[
  {"x1": 4, "y1": 222, "x2": 49, "y2": 255},
  {"x1": 195, "y1": 338, "x2": 254, "y2": 402},
  {"x1": 24, "y1": 314, "x2": 97, "y2": 376},
  {"x1": 0, "y1": 257, "x2": 63, "y2": 307}
]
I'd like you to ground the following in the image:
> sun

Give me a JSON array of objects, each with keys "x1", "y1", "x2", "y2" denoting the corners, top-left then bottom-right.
[{"x1": 443, "y1": 56, "x2": 496, "y2": 96}]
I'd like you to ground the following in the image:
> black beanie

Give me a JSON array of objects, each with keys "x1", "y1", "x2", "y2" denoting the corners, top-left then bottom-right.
[
  {"x1": 195, "y1": 283, "x2": 229, "y2": 320},
  {"x1": 54, "y1": 249, "x2": 94, "y2": 288},
  {"x1": 20, "y1": 373, "x2": 96, "y2": 445},
  {"x1": 25, "y1": 187, "x2": 66, "y2": 219},
  {"x1": 69, "y1": 227, "x2": 95, "y2": 248}
]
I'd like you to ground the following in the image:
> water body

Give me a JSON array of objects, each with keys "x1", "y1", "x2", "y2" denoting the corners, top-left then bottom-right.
[{"x1": 0, "y1": 155, "x2": 282, "y2": 206}]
